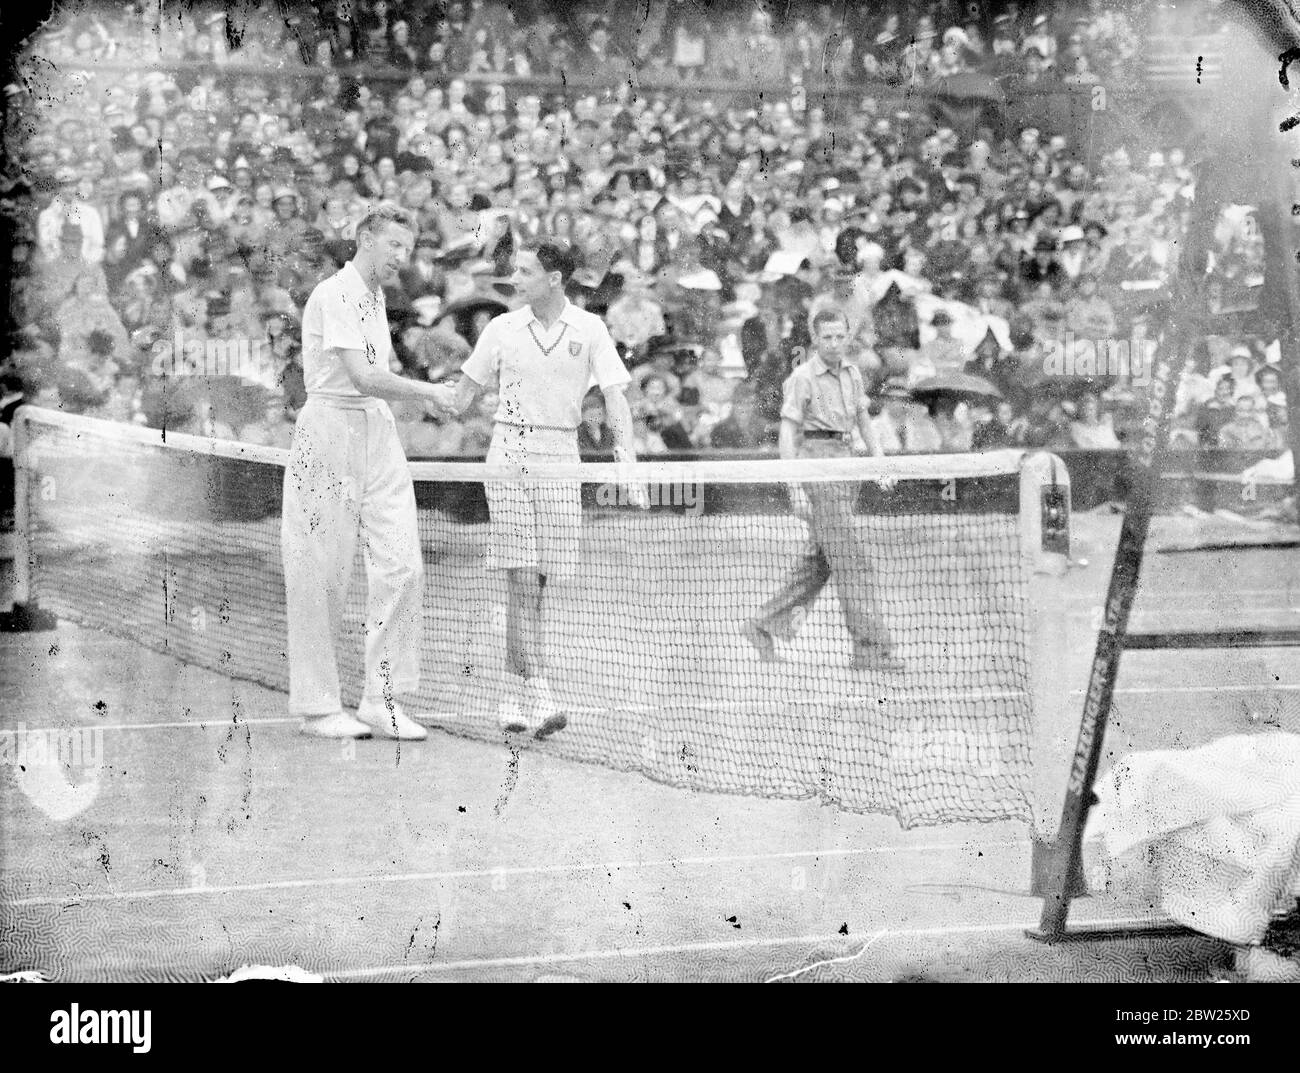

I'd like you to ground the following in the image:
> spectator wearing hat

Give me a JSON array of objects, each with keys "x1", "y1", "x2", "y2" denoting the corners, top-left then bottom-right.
[
  {"x1": 913, "y1": 308, "x2": 965, "y2": 383},
  {"x1": 1056, "y1": 224, "x2": 1087, "y2": 280},
  {"x1": 37, "y1": 165, "x2": 105, "y2": 264},
  {"x1": 1021, "y1": 233, "x2": 1063, "y2": 288},
  {"x1": 263, "y1": 186, "x2": 309, "y2": 273},
  {"x1": 1253, "y1": 364, "x2": 1287, "y2": 415},
  {"x1": 1208, "y1": 345, "x2": 1263, "y2": 404}
]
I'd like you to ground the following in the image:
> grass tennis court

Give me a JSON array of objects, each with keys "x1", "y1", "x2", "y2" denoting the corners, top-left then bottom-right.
[{"x1": 3, "y1": 509, "x2": 1297, "y2": 982}]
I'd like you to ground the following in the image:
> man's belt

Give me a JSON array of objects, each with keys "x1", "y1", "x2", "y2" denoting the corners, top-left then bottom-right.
[
  {"x1": 802, "y1": 429, "x2": 850, "y2": 441},
  {"x1": 495, "y1": 420, "x2": 578, "y2": 433}
]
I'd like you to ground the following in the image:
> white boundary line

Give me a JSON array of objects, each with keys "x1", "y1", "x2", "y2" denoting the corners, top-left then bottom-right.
[
  {"x1": 1089, "y1": 683, "x2": 1300, "y2": 697},
  {"x1": 321, "y1": 915, "x2": 1191, "y2": 981},
  {"x1": 5, "y1": 840, "x2": 1029, "y2": 909}
]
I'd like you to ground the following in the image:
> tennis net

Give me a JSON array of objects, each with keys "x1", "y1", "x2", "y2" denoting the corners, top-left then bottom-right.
[{"x1": 12, "y1": 406, "x2": 1070, "y2": 828}]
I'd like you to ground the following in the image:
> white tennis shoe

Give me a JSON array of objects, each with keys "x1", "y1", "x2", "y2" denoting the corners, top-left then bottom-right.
[
  {"x1": 526, "y1": 677, "x2": 567, "y2": 739},
  {"x1": 497, "y1": 696, "x2": 529, "y2": 734},
  {"x1": 300, "y1": 711, "x2": 373, "y2": 739},
  {"x1": 356, "y1": 698, "x2": 428, "y2": 740}
]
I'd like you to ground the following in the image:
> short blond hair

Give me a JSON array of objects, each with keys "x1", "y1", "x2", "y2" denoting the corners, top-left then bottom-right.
[{"x1": 356, "y1": 202, "x2": 417, "y2": 238}]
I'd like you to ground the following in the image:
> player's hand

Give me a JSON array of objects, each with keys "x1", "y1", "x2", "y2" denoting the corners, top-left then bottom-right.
[
  {"x1": 613, "y1": 445, "x2": 647, "y2": 508},
  {"x1": 787, "y1": 482, "x2": 812, "y2": 519},
  {"x1": 875, "y1": 475, "x2": 897, "y2": 492},
  {"x1": 424, "y1": 383, "x2": 455, "y2": 417}
]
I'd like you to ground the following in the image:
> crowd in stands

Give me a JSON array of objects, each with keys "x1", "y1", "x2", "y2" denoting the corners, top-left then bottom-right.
[
  {"x1": 27, "y1": 0, "x2": 1162, "y2": 89},
  {"x1": 0, "y1": 0, "x2": 1290, "y2": 463}
]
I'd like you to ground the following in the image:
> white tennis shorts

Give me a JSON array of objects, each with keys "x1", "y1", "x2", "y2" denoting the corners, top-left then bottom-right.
[{"x1": 484, "y1": 426, "x2": 581, "y2": 579}]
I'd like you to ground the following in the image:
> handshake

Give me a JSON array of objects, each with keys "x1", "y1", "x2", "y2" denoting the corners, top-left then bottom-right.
[{"x1": 424, "y1": 381, "x2": 459, "y2": 419}]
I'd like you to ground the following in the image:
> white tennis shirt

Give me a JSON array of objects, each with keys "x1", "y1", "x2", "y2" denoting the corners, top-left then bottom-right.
[
  {"x1": 462, "y1": 299, "x2": 631, "y2": 430},
  {"x1": 300, "y1": 261, "x2": 393, "y2": 399}
]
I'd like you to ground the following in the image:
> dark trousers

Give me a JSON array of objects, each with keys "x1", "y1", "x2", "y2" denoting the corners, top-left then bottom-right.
[{"x1": 754, "y1": 467, "x2": 893, "y2": 651}]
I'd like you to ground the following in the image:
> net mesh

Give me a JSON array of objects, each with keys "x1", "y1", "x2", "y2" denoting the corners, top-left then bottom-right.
[{"x1": 15, "y1": 408, "x2": 1040, "y2": 828}]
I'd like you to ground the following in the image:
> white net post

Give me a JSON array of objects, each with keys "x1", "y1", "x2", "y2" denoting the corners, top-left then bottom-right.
[{"x1": 1019, "y1": 451, "x2": 1077, "y2": 842}]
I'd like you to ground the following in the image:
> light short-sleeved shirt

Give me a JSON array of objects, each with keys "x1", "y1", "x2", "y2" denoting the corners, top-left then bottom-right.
[
  {"x1": 462, "y1": 299, "x2": 631, "y2": 429},
  {"x1": 780, "y1": 354, "x2": 870, "y2": 433},
  {"x1": 300, "y1": 261, "x2": 393, "y2": 398}
]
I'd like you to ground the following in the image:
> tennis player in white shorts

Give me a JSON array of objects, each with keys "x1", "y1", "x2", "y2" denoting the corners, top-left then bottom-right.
[
  {"x1": 430, "y1": 241, "x2": 642, "y2": 737},
  {"x1": 283, "y1": 204, "x2": 454, "y2": 741}
]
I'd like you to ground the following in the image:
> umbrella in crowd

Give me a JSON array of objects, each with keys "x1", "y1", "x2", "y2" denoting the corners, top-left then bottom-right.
[{"x1": 910, "y1": 371, "x2": 1003, "y2": 406}]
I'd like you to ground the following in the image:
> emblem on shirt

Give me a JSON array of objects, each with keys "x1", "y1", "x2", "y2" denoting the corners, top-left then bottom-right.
[{"x1": 569, "y1": 341, "x2": 581, "y2": 357}]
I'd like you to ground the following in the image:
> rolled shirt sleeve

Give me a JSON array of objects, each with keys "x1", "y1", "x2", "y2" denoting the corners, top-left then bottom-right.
[
  {"x1": 779, "y1": 368, "x2": 811, "y2": 425},
  {"x1": 319, "y1": 291, "x2": 367, "y2": 355}
]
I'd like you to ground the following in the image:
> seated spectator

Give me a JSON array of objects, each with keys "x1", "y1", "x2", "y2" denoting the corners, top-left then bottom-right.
[
  {"x1": 1065, "y1": 274, "x2": 1117, "y2": 339},
  {"x1": 681, "y1": 348, "x2": 736, "y2": 443},
  {"x1": 973, "y1": 399, "x2": 1028, "y2": 449},
  {"x1": 1218, "y1": 394, "x2": 1274, "y2": 450},
  {"x1": 1267, "y1": 401, "x2": 1290, "y2": 453},
  {"x1": 104, "y1": 191, "x2": 163, "y2": 286},
  {"x1": 632, "y1": 412, "x2": 667, "y2": 455},
  {"x1": 916, "y1": 308, "x2": 966, "y2": 379},
  {"x1": 1027, "y1": 398, "x2": 1078, "y2": 451},
  {"x1": 606, "y1": 264, "x2": 666, "y2": 357},
  {"x1": 708, "y1": 383, "x2": 764, "y2": 450},
  {"x1": 1194, "y1": 376, "x2": 1238, "y2": 446},
  {"x1": 872, "y1": 377, "x2": 942, "y2": 454},
  {"x1": 1070, "y1": 391, "x2": 1121, "y2": 448},
  {"x1": 1254, "y1": 364, "x2": 1287, "y2": 415},
  {"x1": 1208, "y1": 344, "x2": 1263, "y2": 402},
  {"x1": 633, "y1": 369, "x2": 692, "y2": 451},
  {"x1": 38, "y1": 165, "x2": 105, "y2": 265},
  {"x1": 970, "y1": 267, "x2": 1014, "y2": 320},
  {"x1": 56, "y1": 267, "x2": 131, "y2": 373},
  {"x1": 577, "y1": 390, "x2": 615, "y2": 454},
  {"x1": 926, "y1": 396, "x2": 976, "y2": 453}
]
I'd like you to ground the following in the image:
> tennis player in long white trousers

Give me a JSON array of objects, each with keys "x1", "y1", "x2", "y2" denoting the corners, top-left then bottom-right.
[
  {"x1": 430, "y1": 240, "x2": 644, "y2": 738},
  {"x1": 283, "y1": 204, "x2": 452, "y2": 740}
]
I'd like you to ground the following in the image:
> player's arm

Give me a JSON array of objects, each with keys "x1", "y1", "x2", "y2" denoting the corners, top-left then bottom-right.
[
  {"x1": 337, "y1": 346, "x2": 454, "y2": 405},
  {"x1": 591, "y1": 324, "x2": 639, "y2": 463},
  {"x1": 854, "y1": 381, "x2": 896, "y2": 489},
  {"x1": 855, "y1": 399, "x2": 885, "y2": 458},
  {"x1": 779, "y1": 417, "x2": 813, "y2": 518},
  {"x1": 777, "y1": 416, "x2": 802, "y2": 461},
  {"x1": 603, "y1": 385, "x2": 637, "y2": 462},
  {"x1": 438, "y1": 321, "x2": 499, "y2": 416},
  {"x1": 778, "y1": 368, "x2": 815, "y2": 516}
]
